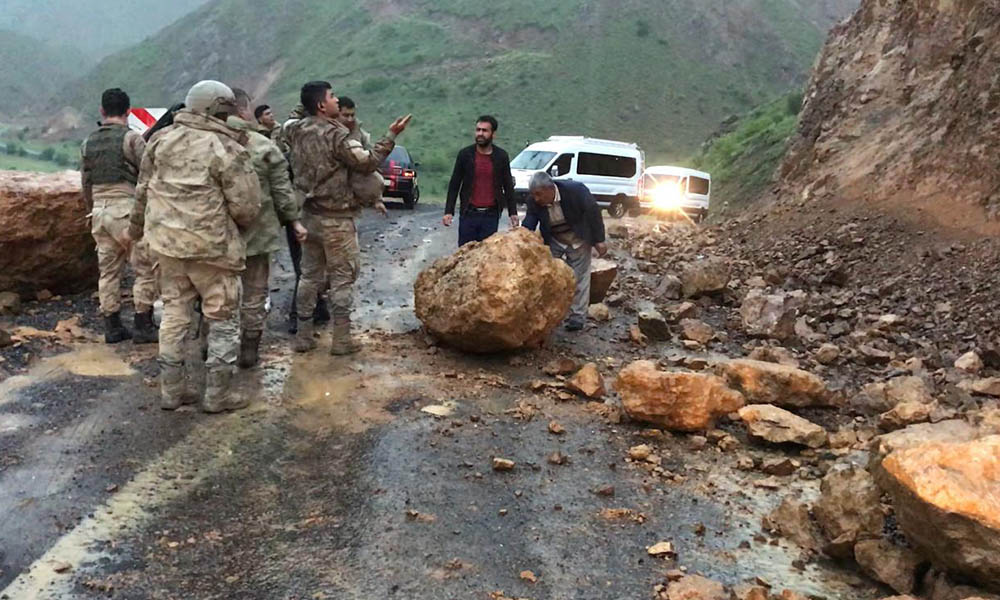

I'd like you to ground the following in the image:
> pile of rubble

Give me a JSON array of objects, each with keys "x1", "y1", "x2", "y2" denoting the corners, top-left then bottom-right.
[{"x1": 527, "y1": 214, "x2": 1000, "y2": 599}]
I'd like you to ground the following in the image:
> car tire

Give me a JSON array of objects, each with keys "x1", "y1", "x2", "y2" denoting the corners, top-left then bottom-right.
[
  {"x1": 609, "y1": 200, "x2": 627, "y2": 219},
  {"x1": 403, "y1": 193, "x2": 415, "y2": 210},
  {"x1": 412, "y1": 186, "x2": 420, "y2": 206}
]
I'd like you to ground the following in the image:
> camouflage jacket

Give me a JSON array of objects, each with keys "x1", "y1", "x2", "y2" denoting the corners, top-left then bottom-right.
[
  {"x1": 227, "y1": 116, "x2": 298, "y2": 256},
  {"x1": 130, "y1": 110, "x2": 261, "y2": 271},
  {"x1": 285, "y1": 114, "x2": 395, "y2": 216}
]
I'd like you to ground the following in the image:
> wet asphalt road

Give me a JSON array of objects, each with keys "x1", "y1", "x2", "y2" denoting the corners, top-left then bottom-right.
[{"x1": 0, "y1": 203, "x2": 882, "y2": 599}]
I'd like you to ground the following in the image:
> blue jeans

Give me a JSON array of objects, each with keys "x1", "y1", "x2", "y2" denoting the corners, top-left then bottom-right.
[{"x1": 458, "y1": 210, "x2": 500, "y2": 246}]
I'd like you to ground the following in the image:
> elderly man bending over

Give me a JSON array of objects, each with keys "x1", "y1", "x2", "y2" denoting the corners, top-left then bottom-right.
[{"x1": 521, "y1": 172, "x2": 608, "y2": 331}]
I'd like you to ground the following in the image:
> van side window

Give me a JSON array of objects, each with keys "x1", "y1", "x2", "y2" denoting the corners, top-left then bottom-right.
[
  {"x1": 552, "y1": 153, "x2": 573, "y2": 177},
  {"x1": 577, "y1": 152, "x2": 636, "y2": 178},
  {"x1": 689, "y1": 177, "x2": 710, "y2": 195}
]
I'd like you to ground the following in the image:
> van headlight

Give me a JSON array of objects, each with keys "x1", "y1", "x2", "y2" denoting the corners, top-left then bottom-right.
[{"x1": 653, "y1": 184, "x2": 683, "y2": 210}]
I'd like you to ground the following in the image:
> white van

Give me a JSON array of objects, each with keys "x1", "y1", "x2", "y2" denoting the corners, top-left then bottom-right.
[
  {"x1": 510, "y1": 136, "x2": 645, "y2": 218},
  {"x1": 640, "y1": 166, "x2": 711, "y2": 222}
]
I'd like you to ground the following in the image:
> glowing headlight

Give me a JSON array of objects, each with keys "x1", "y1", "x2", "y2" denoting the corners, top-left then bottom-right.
[{"x1": 653, "y1": 184, "x2": 683, "y2": 209}]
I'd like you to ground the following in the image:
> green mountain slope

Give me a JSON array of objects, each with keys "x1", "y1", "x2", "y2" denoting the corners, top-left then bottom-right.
[
  {"x1": 692, "y1": 92, "x2": 803, "y2": 213},
  {"x1": 0, "y1": 30, "x2": 90, "y2": 117},
  {"x1": 73, "y1": 0, "x2": 857, "y2": 193}
]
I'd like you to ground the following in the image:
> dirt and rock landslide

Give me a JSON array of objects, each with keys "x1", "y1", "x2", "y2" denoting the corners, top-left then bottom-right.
[{"x1": 779, "y1": 0, "x2": 1000, "y2": 222}]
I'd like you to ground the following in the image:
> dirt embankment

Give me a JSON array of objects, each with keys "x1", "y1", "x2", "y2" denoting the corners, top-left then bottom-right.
[{"x1": 775, "y1": 0, "x2": 1000, "y2": 230}]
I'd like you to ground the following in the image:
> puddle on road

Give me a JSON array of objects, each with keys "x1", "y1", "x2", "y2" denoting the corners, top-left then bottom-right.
[{"x1": 0, "y1": 345, "x2": 135, "y2": 408}]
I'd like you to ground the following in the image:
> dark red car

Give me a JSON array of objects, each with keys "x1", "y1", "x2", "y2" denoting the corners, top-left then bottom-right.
[{"x1": 379, "y1": 145, "x2": 420, "y2": 209}]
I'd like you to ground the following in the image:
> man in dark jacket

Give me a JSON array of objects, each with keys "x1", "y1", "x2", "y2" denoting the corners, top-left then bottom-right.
[
  {"x1": 443, "y1": 115, "x2": 518, "y2": 245},
  {"x1": 522, "y1": 172, "x2": 608, "y2": 331}
]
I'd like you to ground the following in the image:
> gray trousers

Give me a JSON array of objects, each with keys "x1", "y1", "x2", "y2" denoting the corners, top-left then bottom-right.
[{"x1": 550, "y1": 241, "x2": 591, "y2": 322}]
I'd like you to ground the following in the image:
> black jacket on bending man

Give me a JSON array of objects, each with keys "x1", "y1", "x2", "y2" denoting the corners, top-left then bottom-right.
[
  {"x1": 444, "y1": 144, "x2": 517, "y2": 218},
  {"x1": 522, "y1": 176, "x2": 607, "y2": 332},
  {"x1": 521, "y1": 180, "x2": 606, "y2": 247}
]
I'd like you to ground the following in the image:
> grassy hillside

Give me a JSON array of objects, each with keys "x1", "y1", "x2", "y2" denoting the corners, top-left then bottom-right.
[
  {"x1": 72, "y1": 0, "x2": 857, "y2": 194},
  {"x1": 0, "y1": 30, "x2": 90, "y2": 117},
  {"x1": 692, "y1": 92, "x2": 802, "y2": 211}
]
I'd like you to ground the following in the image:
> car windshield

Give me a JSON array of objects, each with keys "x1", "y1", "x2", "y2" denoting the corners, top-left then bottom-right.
[
  {"x1": 511, "y1": 150, "x2": 556, "y2": 170},
  {"x1": 650, "y1": 174, "x2": 681, "y2": 186},
  {"x1": 381, "y1": 146, "x2": 411, "y2": 168}
]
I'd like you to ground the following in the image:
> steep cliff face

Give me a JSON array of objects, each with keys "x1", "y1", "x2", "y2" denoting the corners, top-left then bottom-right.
[{"x1": 778, "y1": 0, "x2": 1000, "y2": 222}]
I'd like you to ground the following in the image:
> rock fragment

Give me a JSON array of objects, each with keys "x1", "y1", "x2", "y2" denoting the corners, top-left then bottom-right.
[
  {"x1": 680, "y1": 257, "x2": 730, "y2": 298},
  {"x1": 763, "y1": 496, "x2": 822, "y2": 551},
  {"x1": 492, "y1": 458, "x2": 516, "y2": 471},
  {"x1": 717, "y1": 359, "x2": 833, "y2": 408},
  {"x1": 740, "y1": 289, "x2": 806, "y2": 340},
  {"x1": 588, "y1": 303, "x2": 611, "y2": 322},
  {"x1": 566, "y1": 363, "x2": 606, "y2": 399},
  {"x1": 854, "y1": 538, "x2": 924, "y2": 594},
  {"x1": 617, "y1": 361, "x2": 745, "y2": 432},
  {"x1": 814, "y1": 463, "x2": 884, "y2": 558},
  {"x1": 739, "y1": 404, "x2": 827, "y2": 448},
  {"x1": 954, "y1": 351, "x2": 984, "y2": 374},
  {"x1": 679, "y1": 319, "x2": 714, "y2": 345},
  {"x1": 589, "y1": 258, "x2": 618, "y2": 303},
  {"x1": 638, "y1": 309, "x2": 671, "y2": 341},
  {"x1": 664, "y1": 575, "x2": 726, "y2": 600}
]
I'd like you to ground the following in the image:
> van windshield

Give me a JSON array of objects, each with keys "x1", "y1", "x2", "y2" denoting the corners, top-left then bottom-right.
[
  {"x1": 650, "y1": 174, "x2": 681, "y2": 186},
  {"x1": 511, "y1": 150, "x2": 556, "y2": 170}
]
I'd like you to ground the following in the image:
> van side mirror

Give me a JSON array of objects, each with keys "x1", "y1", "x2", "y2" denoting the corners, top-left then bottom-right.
[
  {"x1": 413, "y1": 161, "x2": 421, "y2": 167},
  {"x1": 549, "y1": 165, "x2": 560, "y2": 177}
]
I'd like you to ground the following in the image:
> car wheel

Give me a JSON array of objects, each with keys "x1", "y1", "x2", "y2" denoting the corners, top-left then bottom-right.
[
  {"x1": 413, "y1": 186, "x2": 420, "y2": 206},
  {"x1": 403, "y1": 193, "x2": 415, "y2": 210},
  {"x1": 608, "y1": 200, "x2": 626, "y2": 219}
]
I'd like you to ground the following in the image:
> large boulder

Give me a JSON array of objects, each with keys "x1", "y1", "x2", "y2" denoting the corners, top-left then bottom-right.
[
  {"x1": 589, "y1": 258, "x2": 617, "y2": 304},
  {"x1": 868, "y1": 420, "x2": 982, "y2": 487},
  {"x1": 616, "y1": 360, "x2": 745, "y2": 432},
  {"x1": 739, "y1": 404, "x2": 828, "y2": 448},
  {"x1": 716, "y1": 359, "x2": 834, "y2": 408},
  {"x1": 740, "y1": 289, "x2": 807, "y2": 340},
  {"x1": 0, "y1": 171, "x2": 96, "y2": 294},
  {"x1": 414, "y1": 228, "x2": 574, "y2": 352},
  {"x1": 880, "y1": 436, "x2": 1000, "y2": 590}
]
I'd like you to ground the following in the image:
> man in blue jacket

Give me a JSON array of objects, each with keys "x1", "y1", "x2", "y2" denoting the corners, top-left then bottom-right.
[{"x1": 522, "y1": 172, "x2": 608, "y2": 331}]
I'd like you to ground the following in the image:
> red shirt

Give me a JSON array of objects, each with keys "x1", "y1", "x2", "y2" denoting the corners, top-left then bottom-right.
[{"x1": 469, "y1": 151, "x2": 495, "y2": 208}]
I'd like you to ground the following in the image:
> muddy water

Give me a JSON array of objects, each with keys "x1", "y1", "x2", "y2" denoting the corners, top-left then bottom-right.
[{"x1": 0, "y1": 206, "x2": 882, "y2": 599}]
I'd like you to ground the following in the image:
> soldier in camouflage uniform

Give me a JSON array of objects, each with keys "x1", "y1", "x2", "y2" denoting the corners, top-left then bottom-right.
[
  {"x1": 286, "y1": 80, "x2": 410, "y2": 355},
  {"x1": 80, "y1": 88, "x2": 159, "y2": 344},
  {"x1": 275, "y1": 102, "x2": 330, "y2": 334},
  {"x1": 228, "y1": 88, "x2": 307, "y2": 368},
  {"x1": 128, "y1": 80, "x2": 261, "y2": 413}
]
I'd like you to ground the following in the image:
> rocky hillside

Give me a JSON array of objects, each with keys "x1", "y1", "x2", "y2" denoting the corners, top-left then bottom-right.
[
  {"x1": 777, "y1": 0, "x2": 1000, "y2": 226},
  {"x1": 70, "y1": 0, "x2": 859, "y2": 193}
]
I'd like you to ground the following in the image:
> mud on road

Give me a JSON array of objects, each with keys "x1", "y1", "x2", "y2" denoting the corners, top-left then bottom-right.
[{"x1": 0, "y1": 204, "x2": 881, "y2": 599}]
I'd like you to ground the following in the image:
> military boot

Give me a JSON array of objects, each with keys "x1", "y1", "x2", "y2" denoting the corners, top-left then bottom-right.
[
  {"x1": 312, "y1": 297, "x2": 331, "y2": 326},
  {"x1": 329, "y1": 319, "x2": 361, "y2": 356},
  {"x1": 292, "y1": 319, "x2": 317, "y2": 353},
  {"x1": 133, "y1": 310, "x2": 159, "y2": 344},
  {"x1": 104, "y1": 312, "x2": 132, "y2": 344},
  {"x1": 201, "y1": 368, "x2": 248, "y2": 413},
  {"x1": 160, "y1": 362, "x2": 187, "y2": 410},
  {"x1": 238, "y1": 330, "x2": 262, "y2": 369}
]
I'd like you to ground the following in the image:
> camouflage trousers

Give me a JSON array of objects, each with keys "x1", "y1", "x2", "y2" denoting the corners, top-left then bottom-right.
[
  {"x1": 296, "y1": 213, "x2": 359, "y2": 321},
  {"x1": 241, "y1": 253, "x2": 270, "y2": 334},
  {"x1": 91, "y1": 212, "x2": 158, "y2": 315},
  {"x1": 156, "y1": 253, "x2": 241, "y2": 371}
]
